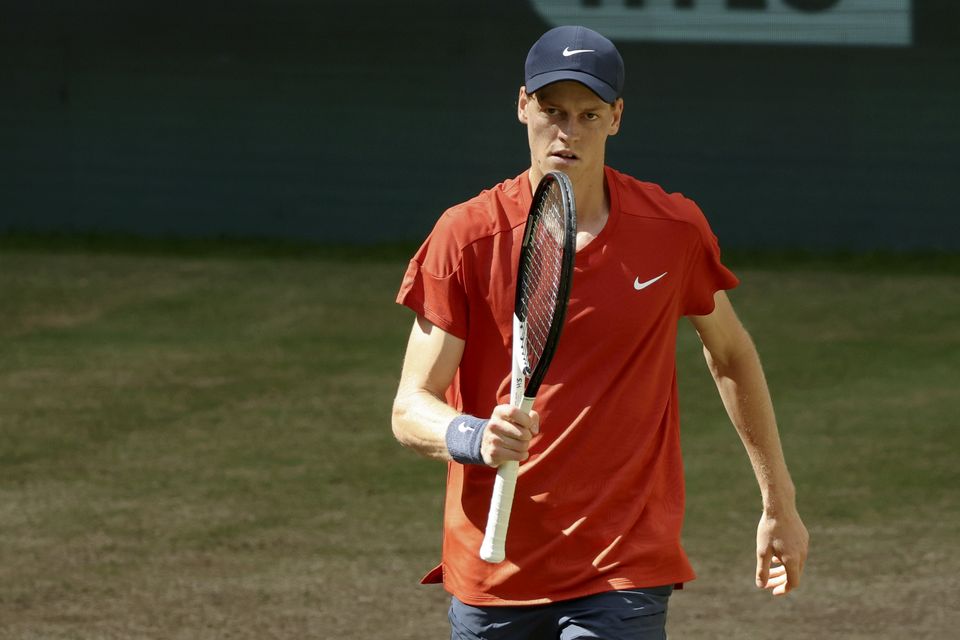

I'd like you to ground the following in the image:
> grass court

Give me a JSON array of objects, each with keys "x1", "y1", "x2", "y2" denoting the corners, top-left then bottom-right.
[{"x1": 1, "y1": 238, "x2": 957, "y2": 638}]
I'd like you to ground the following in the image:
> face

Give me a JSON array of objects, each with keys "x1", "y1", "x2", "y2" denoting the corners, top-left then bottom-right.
[{"x1": 518, "y1": 81, "x2": 623, "y2": 188}]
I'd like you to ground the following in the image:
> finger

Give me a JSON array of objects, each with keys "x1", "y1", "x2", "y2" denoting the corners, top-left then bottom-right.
[
  {"x1": 481, "y1": 427, "x2": 523, "y2": 466},
  {"x1": 483, "y1": 439, "x2": 526, "y2": 464},
  {"x1": 490, "y1": 419, "x2": 537, "y2": 451},
  {"x1": 490, "y1": 409, "x2": 536, "y2": 440},
  {"x1": 766, "y1": 564, "x2": 787, "y2": 579},
  {"x1": 488, "y1": 419, "x2": 531, "y2": 442},
  {"x1": 488, "y1": 431, "x2": 529, "y2": 456},
  {"x1": 760, "y1": 559, "x2": 787, "y2": 590},
  {"x1": 782, "y1": 555, "x2": 803, "y2": 591},
  {"x1": 772, "y1": 569, "x2": 798, "y2": 596},
  {"x1": 761, "y1": 571, "x2": 788, "y2": 591},
  {"x1": 501, "y1": 412, "x2": 540, "y2": 443},
  {"x1": 495, "y1": 403, "x2": 532, "y2": 423},
  {"x1": 756, "y1": 547, "x2": 773, "y2": 588}
]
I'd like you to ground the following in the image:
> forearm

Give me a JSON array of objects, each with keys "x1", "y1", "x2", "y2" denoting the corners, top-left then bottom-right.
[
  {"x1": 392, "y1": 387, "x2": 460, "y2": 461},
  {"x1": 704, "y1": 339, "x2": 796, "y2": 512},
  {"x1": 391, "y1": 316, "x2": 539, "y2": 467}
]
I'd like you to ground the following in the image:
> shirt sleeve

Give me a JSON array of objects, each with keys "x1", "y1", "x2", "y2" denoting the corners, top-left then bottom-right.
[
  {"x1": 681, "y1": 200, "x2": 739, "y2": 317},
  {"x1": 396, "y1": 211, "x2": 470, "y2": 339}
]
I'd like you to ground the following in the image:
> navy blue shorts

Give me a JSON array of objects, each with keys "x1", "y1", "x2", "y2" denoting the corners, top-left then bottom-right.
[{"x1": 449, "y1": 586, "x2": 673, "y2": 640}]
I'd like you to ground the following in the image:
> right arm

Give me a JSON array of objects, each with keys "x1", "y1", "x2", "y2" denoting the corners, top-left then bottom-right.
[{"x1": 391, "y1": 315, "x2": 538, "y2": 465}]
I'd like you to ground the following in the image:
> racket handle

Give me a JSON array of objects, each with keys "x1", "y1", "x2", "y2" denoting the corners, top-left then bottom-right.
[
  {"x1": 479, "y1": 460, "x2": 519, "y2": 563},
  {"x1": 479, "y1": 396, "x2": 534, "y2": 563}
]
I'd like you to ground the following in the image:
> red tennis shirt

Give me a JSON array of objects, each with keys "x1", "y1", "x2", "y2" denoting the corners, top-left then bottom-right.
[{"x1": 396, "y1": 166, "x2": 739, "y2": 606}]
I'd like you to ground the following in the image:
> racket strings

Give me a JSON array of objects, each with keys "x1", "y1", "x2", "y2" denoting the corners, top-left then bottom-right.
[{"x1": 519, "y1": 186, "x2": 568, "y2": 375}]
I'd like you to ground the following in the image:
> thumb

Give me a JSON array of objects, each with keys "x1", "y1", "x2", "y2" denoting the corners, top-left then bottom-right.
[
  {"x1": 756, "y1": 548, "x2": 772, "y2": 588},
  {"x1": 527, "y1": 409, "x2": 541, "y2": 435}
]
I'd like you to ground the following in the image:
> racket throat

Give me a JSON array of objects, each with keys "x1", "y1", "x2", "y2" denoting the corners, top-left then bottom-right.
[{"x1": 511, "y1": 314, "x2": 531, "y2": 407}]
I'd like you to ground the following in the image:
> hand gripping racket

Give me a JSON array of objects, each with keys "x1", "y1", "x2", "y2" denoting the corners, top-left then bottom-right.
[{"x1": 479, "y1": 171, "x2": 577, "y2": 563}]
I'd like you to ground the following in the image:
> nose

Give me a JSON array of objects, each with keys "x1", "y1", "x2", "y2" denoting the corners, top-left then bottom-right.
[{"x1": 557, "y1": 117, "x2": 580, "y2": 142}]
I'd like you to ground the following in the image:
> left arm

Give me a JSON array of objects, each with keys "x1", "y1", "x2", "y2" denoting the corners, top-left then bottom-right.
[{"x1": 688, "y1": 291, "x2": 810, "y2": 596}]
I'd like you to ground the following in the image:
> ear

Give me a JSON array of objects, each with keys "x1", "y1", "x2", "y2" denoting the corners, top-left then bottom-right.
[
  {"x1": 608, "y1": 98, "x2": 624, "y2": 136},
  {"x1": 518, "y1": 86, "x2": 530, "y2": 124}
]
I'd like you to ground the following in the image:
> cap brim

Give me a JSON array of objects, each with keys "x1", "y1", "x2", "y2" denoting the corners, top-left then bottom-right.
[{"x1": 525, "y1": 70, "x2": 618, "y2": 103}]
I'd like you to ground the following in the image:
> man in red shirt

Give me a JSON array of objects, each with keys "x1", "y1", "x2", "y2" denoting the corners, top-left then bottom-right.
[{"x1": 392, "y1": 25, "x2": 809, "y2": 639}]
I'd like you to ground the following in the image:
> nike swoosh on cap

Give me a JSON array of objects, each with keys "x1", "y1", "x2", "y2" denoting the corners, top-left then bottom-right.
[{"x1": 562, "y1": 47, "x2": 595, "y2": 57}]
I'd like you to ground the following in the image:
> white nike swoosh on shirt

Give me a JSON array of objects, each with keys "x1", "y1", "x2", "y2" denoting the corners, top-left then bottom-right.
[
  {"x1": 634, "y1": 272, "x2": 668, "y2": 291},
  {"x1": 562, "y1": 47, "x2": 595, "y2": 57}
]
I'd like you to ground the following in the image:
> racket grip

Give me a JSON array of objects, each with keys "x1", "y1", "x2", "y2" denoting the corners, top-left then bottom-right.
[
  {"x1": 479, "y1": 460, "x2": 519, "y2": 563},
  {"x1": 479, "y1": 396, "x2": 535, "y2": 563}
]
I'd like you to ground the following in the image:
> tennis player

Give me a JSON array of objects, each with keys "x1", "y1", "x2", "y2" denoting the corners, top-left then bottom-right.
[{"x1": 392, "y1": 25, "x2": 809, "y2": 639}]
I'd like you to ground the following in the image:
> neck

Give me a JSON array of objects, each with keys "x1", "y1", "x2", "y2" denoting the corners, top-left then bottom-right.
[{"x1": 529, "y1": 165, "x2": 609, "y2": 231}]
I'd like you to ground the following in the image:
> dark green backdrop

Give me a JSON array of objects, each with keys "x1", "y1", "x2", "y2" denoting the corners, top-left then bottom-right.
[{"x1": 2, "y1": 1, "x2": 958, "y2": 249}]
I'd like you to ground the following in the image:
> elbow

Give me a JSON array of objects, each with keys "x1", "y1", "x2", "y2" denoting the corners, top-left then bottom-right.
[
  {"x1": 391, "y1": 395, "x2": 412, "y2": 446},
  {"x1": 704, "y1": 327, "x2": 757, "y2": 377}
]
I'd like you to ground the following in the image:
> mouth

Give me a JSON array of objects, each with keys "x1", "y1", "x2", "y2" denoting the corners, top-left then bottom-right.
[{"x1": 549, "y1": 150, "x2": 579, "y2": 162}]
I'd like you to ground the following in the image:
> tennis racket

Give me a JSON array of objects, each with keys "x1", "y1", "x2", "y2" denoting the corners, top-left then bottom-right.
[{"x1": 479, "y1": 171, "x2": 577, "y2": 563}]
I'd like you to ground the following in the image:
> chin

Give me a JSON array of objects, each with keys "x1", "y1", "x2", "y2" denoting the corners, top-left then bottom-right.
[{"x1": 542, "y1": 158, "x2": 579, "y2": 174}]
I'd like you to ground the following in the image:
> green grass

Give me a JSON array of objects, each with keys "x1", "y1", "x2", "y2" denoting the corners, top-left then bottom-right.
[{"x1": 1, "y1": 239, "x2": 958, "y2": 638}]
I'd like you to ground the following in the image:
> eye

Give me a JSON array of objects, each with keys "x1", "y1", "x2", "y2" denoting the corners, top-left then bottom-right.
[
  {"x1": 544, "y1": 107, "x2": 561, "y2": 116},
  {"x1": 584, "y1": 112, "x2": 600, "y2": 121}
]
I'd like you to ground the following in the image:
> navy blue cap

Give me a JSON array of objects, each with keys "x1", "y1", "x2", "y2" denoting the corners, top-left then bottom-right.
[{"x1": 524, "y1": 26, "x2": 624, "y2": 103}]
